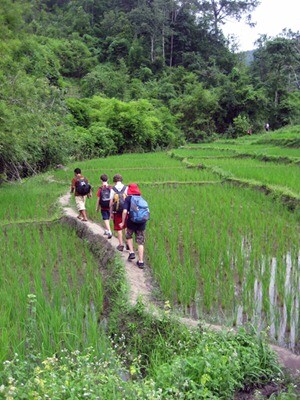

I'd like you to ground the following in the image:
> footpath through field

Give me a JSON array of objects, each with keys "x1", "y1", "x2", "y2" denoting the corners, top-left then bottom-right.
[{"x1": 60, "y1": 192, "x2": 300, "y2": 377}]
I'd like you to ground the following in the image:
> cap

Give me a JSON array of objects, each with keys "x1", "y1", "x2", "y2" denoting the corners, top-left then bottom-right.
[{"x1": 127, "y1": 183, "x2": 141, "y2": 196}]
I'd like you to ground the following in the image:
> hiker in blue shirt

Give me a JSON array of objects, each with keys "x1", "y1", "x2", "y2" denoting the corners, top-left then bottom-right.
[{"x1": 119, "y1": 183, "x2": 149, "y2": 269}]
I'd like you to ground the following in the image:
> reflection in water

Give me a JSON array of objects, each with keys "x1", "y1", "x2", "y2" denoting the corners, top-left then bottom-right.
[{"x1": 236, "y1": 251, "x2": 299, "y2": 353}]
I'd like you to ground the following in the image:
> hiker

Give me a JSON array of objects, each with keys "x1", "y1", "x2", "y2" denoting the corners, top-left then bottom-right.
[
  {"x1": 265, "y1": 123, "x2": 270, "y2": 132},
  {"x1": 70, "y1": 168, "x2": 92, "y2": 222},
  {"x1": 120, "y1": 183, "x2": 150, "y2": 269},
  {"x1": 96, "y1": 174, "x2": 112, "y2": 239},
  {"x1": 109, "y1": 174, "x2": 128, "y2": 251}
]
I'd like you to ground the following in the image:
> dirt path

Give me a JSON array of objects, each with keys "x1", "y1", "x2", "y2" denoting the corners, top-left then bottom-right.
[{"x1": 60, "y1": 193, "x2": 300, "y2": 377}]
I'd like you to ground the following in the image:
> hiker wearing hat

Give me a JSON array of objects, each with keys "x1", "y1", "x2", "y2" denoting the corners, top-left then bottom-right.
[{"x1": 119, "y1": 183, "x2": 150, "y2": 269}]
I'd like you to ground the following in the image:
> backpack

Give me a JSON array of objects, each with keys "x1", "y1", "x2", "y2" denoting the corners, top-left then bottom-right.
[
  {"x1": 99, "y1": 186, "x2": 111, "y2": 208},
  {"x1": 75, "y1": 178, "x2": 91, "y2": 196},
  {"x1": 112, "y1": 186, "x2": 127, "y2": 213},
  {"x1": 129, "y1": 195, "x2": 150, "y2": 224}
]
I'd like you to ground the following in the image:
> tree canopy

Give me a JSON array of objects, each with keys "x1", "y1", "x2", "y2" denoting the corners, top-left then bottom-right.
[{"x1": 0, "y1": 0, "x2": 299, "y2": 180}]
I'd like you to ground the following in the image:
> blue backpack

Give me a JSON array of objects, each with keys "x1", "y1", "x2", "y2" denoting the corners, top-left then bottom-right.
[{"x1": 129, "y1": 195, "x2": 150, "y2": 223}]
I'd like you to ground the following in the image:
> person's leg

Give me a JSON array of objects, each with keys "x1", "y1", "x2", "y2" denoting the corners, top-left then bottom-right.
[
  {"x1": 114, "y1": 213, "x2": 124, "y2": 250},
  {"x1": 104, "y1": 219, "x2": 111, "y2": 233},
  {"x1": 137, "y1": 244, "x2": 144, "y2": 263},
  {"x1": 117, "y1": 230, "x2": 123, "y2": 246},
  {"x1": 127, "y1": 238, "x2": 134, "y2": 253},
  {"x1": 102, "y1": 210, "x2": 112, "y2": 236},
  {"x1": 81, "y1": 209, "x2": 88, "y2": 221},
  {"x1": 125, "y1": 228, "x2": 135, "y2": 260},
  {"x1": 76, "y1": 196, "x2": 87, "y2": 221},
  {"x1": 136, "y1": 230, "x2": 145, "y2": 268}
]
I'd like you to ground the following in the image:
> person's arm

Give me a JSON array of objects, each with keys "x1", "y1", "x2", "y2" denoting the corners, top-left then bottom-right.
[
  {"x1": 70, "y1": 178, "x2": 76, "y2": 193},
  {"x1": 109, "y1": 198, "x2": 114, "y2": 219},
  {"x1": 109, "y1": 187, "x2": 115, "y2": 218},
  {"x1": 119, "y1": 197, "x2": 129, "y2": 228},
  {"x1": 96, "y1": 189, "x2": 100, "y2": 212},
  {"x1": 119, "y1": 208, "x2": 128, "y2": 228}
]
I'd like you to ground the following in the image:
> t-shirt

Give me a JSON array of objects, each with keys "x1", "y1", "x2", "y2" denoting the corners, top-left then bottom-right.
[
  {"x1": 123, "y1": 195, "x2": 146, "y2": 231},
  {"x1": 96, "y1": 184, "x2": 111, "y2": 210},
  {"x1": 71, "y1": 175, "x2": 89, "y2": 196},
  {"x1": 109, "y1": 182, "x2": 127, "y2": 200}
]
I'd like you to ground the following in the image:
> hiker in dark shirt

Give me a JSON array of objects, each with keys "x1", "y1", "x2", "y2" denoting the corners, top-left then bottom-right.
[{"x1": 96, "y1": 174, "x2": 112, "y2": 239}]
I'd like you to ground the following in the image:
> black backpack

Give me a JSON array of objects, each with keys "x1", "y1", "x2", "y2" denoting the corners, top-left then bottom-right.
[
  {"x1": 75, "y1": 178, "x2": 91, "y2": 196},
  {"x1": 112, "y1": 186, "x2": 127, "y2": 212},
  {"x1": 99, "y1": 186, "x2": 111, "y2": 208}
]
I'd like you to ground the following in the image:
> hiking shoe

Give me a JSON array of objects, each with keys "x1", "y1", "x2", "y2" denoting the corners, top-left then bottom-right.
[
  {"x1": 137, "y1": 261, "x2": 144, "y2": 269},
  {"x1": 128, "y1": 252, "x2": 136, "y2": 261},
  {"x1": 117, "y1": 245, "x2": 124, "y2": 252},
  {"x1": 107, "y1": 232, "x2": 112, "y2": 239},
  {"x1": 104, "y1": 230, "x2": 109, "y2": 236}
]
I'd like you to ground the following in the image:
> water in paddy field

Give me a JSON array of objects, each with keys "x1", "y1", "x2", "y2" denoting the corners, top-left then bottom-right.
[{"x1": 236, "y1": 252, "x2": 300, "y2": 353}]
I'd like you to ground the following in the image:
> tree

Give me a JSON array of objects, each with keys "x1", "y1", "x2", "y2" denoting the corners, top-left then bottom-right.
[
  {"x1": 251, "y1": 33, "x2": 300, "y2": 128},
  {"x1": 198, "y1": 0, "x2": 260, "y2": 35}
]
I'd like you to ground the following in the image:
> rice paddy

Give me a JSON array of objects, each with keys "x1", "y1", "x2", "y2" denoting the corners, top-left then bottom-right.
[
  {"x1": 1, "y1": 128, "x2": 300, "y2": 364},
  {"x1": 192, "y1": 158, "x2": 300, "y2": 195},
  {"x1": 0, "y1": 222, "x2": 104, "y2": 364}
]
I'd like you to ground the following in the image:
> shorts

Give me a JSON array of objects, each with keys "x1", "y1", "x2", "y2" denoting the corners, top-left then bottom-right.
[
  {"x1": 113, "y1": 212, "x2": 126, "y2": 231},
  {"x1": 75, "y1": 195, "x2": 86, "y2": 211},
  {"x1": 101, "y1": 210, "x2": 110, "y2": 220},
  {"x1": 126, "y1": 228, "x2": 145, "y2": 245}
]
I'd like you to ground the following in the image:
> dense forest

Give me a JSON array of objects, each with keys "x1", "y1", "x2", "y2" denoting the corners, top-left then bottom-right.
[{"x1": 0, "y1": 0, "x2": 299, "y2": 179}]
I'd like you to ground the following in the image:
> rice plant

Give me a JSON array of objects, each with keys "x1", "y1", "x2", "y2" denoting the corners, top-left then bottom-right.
[
  {"x1": 0, "y1": 223, "x2": 104, "y2": 364},
  {"x1": 142, "y1": 182, "x2": 300, "y2": 347}
]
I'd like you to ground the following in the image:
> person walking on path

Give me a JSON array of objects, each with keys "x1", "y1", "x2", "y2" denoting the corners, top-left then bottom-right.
[
  {"x1": 71, "y1": 168, "x2": 92, "y2": 222},
  {"x1": 109, "y1": 174, "x2": 128, "y2": 251},
  {"x1": 96, "y1": 174, "x2": 112, "y2": 239},
  {"x1": 120, "y1": 183, "x2": 149, "y2": 269}
]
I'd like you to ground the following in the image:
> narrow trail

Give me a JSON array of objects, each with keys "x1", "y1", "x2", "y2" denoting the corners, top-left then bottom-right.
[{"x1": 60, "y1": 193, "x2": 300, "y2": 377}]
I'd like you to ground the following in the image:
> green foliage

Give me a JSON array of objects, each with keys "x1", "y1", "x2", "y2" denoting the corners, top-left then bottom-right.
[
  {"x1": 0, "y1": 0, "x2": 25, "y2": 39},
  {"x1": 81, "y1": 62, "x2": 130, "y2": 99},
  {"x1": 66, "y1": 96, "x2": 183, "y2": 153},
  {"x1": 227, "y1": 114, "x2": 251, "y2": 138},
  {"x1": 169, "y1": 76, "x2": 218, "y2": 141},
  {"x1": 251, "y1": 34, "x2": 300, "y2": 129},
  {"x1": 49, "y1": 37, "x2": 96, "y2": 78},
  {"x1": 1, "y1": 0, "x2": 299, "y2": 180},
  {"x1": 153, "y1": 329, "x2": 281, "y2": 399},
  {"x1": 108, "y1": 302, "x2": 283, "y2": 399},
  {"x1": 0, "y1": 348, "x2": 132, "y2": 399}
]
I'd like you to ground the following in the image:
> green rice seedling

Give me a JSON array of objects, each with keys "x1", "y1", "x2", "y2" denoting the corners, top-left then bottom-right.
[
  {"x1": 170, "y1": 148, "x2": 238, "y2": 158},
  {"x1": 87, "y1": 166, "x2": 219, "y2": 186},
  {"x1": 198, "y1": 158, "x2": 300, "y2": 195},
  {"x1": 0, "y1": 175, "x2": 66, "y2": 224},
  {"x1": 66, "y1": 152, "x2": 184, "y2": 172},
  {"x1": 142, "y1": 181, "x2": 299, "y2": 343},
  {"x1": 0, "y1": 223, "x2": 104, "y2": 364}
]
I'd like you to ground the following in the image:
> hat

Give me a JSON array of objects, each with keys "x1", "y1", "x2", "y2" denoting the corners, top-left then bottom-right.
[{"x1": 127, "y1": 183, "x2": 141, "y2": 196}]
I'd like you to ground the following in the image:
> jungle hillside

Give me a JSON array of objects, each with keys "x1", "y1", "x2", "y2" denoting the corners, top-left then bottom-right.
[{"x1": 1, "y1": 0, "x2": 299, "y2": 181}]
